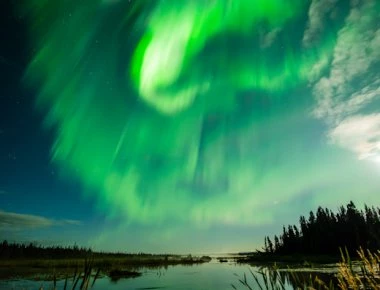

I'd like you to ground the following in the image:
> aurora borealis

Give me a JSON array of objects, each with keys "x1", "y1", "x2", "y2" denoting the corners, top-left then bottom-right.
[{"x1": 1, "y1": 0, "x2": 379, "y2": 252}]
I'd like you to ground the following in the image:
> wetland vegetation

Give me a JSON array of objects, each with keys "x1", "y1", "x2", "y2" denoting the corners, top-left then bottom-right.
[{"x1": 2, "y1": 202, "x2": 380, "y2": 289}]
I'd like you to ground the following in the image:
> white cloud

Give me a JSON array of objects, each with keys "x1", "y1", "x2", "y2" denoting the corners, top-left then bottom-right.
[
  {"x1": 303, "y1": 0, "x2": 339, "y2": 47},
  {"x1": 60, "y1": 219, "x2": 83, "y2": 226},
  {"x1": 312, "y1": 0, "x2": 380, "y2": 162},
  {"x1": 329, "y1": 114, "x2": 380, "y2": 162},
  {"x1": 313, "y1": 1, "x2": 380, "y2": 122},
  {"x1": 0, "y1": 210, "x2": 82, "y2": 230},
  {"x1": 328, "y1": 80, "x2": 380, "y2": 121},
  {"x1": 308, "y1": 53, "x2": 331, "y2": 82},
  {"x1": 260, "y1": 28, "x2": 282, "y2": 48}
]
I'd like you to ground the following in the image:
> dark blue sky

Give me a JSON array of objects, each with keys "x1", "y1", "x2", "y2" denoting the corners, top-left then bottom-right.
[{"x1": 0, "y1": 1, "x2": 100, "y2": 243}]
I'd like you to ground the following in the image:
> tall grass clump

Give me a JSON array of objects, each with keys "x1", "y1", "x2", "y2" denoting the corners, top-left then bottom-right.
[
  {"x1": 41, "y1": 257, "x2": 101, "y2": 290},
  {"x1": 337, "y1": 248, "x2": 380, "y2": 290},
  {"x1": 231, "y1": 265, "x2": 335, "y2": 290},
  {"x1": 231, "y1": 266, "x2": 287, "y2": 290},
  {"x1": 232, "y1": 248, "x2": 380, "y2": 290}
]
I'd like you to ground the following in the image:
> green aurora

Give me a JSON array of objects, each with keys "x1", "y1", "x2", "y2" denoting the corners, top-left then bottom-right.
[{"x1": 18, "y1": 0, "x2": 380, "y2": 250}]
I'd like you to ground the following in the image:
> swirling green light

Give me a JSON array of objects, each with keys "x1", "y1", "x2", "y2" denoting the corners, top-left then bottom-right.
[
  {"x1": 21, "y1": 0, "x2": 344, "y2": 226},
  {"x1": 132, "y1": 0, "x2": 310, "y2": 114}
]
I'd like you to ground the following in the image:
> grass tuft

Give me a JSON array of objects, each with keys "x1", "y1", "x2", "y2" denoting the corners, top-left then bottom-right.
[{"x1": 232, "y1": 248, "x2": 380, "y2": 290}]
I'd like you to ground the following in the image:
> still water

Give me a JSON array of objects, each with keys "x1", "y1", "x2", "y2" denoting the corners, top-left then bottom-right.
[{"x1": 0, "y1": 258, "x2": 337, "y2": 290}]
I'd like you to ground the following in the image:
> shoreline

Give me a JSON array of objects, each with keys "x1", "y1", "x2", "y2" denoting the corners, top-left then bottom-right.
[
  {"x1": 0, "y1": 255, "x2": 212, "y2": 280},
  {"x1": 236, "y1": 253, "x2": 344, "y2": 267}
]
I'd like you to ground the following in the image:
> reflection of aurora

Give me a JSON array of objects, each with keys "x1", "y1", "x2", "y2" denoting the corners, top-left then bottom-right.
[{"x1": 21, "y1": 0, "x2": 380, "y2": 225}]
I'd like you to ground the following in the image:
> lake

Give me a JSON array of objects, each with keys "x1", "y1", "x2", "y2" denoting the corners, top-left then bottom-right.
[{"x1": 0, "y1": 256, "x2": 338, "y2": 290}]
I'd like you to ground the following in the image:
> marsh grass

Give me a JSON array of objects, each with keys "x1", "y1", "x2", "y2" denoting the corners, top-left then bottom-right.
[
  {"x1": 40, "y1": 256, "x2": 101, "y2": 290},
  {"x1": 1, "y1": 254, "x2": 208, "y2": 269},
  {"x1": 337, "y1": 248, "x2": 380, "y2": 290},
  {"x1": 231, "y1": 265, "x2": 334, "y2": 290},
  {"x1": 3, "y1": 254, "x2": 210, "y2": 289},
  {"x1": 232, "y1": 248, "x2": 380, "y2": 290},
  {"x1": 231, "y1": 266, "x2": 287, "y2": 290}
]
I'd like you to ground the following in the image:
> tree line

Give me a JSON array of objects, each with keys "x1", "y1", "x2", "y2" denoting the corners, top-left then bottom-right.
[
  {"x1": 0, "y1": 241, "x2": 94, "y2": 259},
  {"x1": 263, "y1": 201, "x2": 380, "y2": 256},
  {"x1": 0, "y1": 241, "x2": 178, "y2": 260}
]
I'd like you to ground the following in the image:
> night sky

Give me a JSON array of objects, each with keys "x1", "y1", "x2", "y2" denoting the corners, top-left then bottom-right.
[{"x1": 0, "y1": 0, "x2": 379, "y2": 254}]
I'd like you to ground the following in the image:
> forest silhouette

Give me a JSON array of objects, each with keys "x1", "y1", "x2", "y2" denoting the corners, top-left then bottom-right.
[
  {"x1": 0, "y1": 241, "x2": 159, "y2": 260},
  {"x1": 0, "y1": 242, "x2": 94, "y2": 259},
  {"x1": 1, "y1": 201, "x2": 380, "y2": 260},
  {"x1": 262, "y1": 201, "x2": 380, "y2": 256}
]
